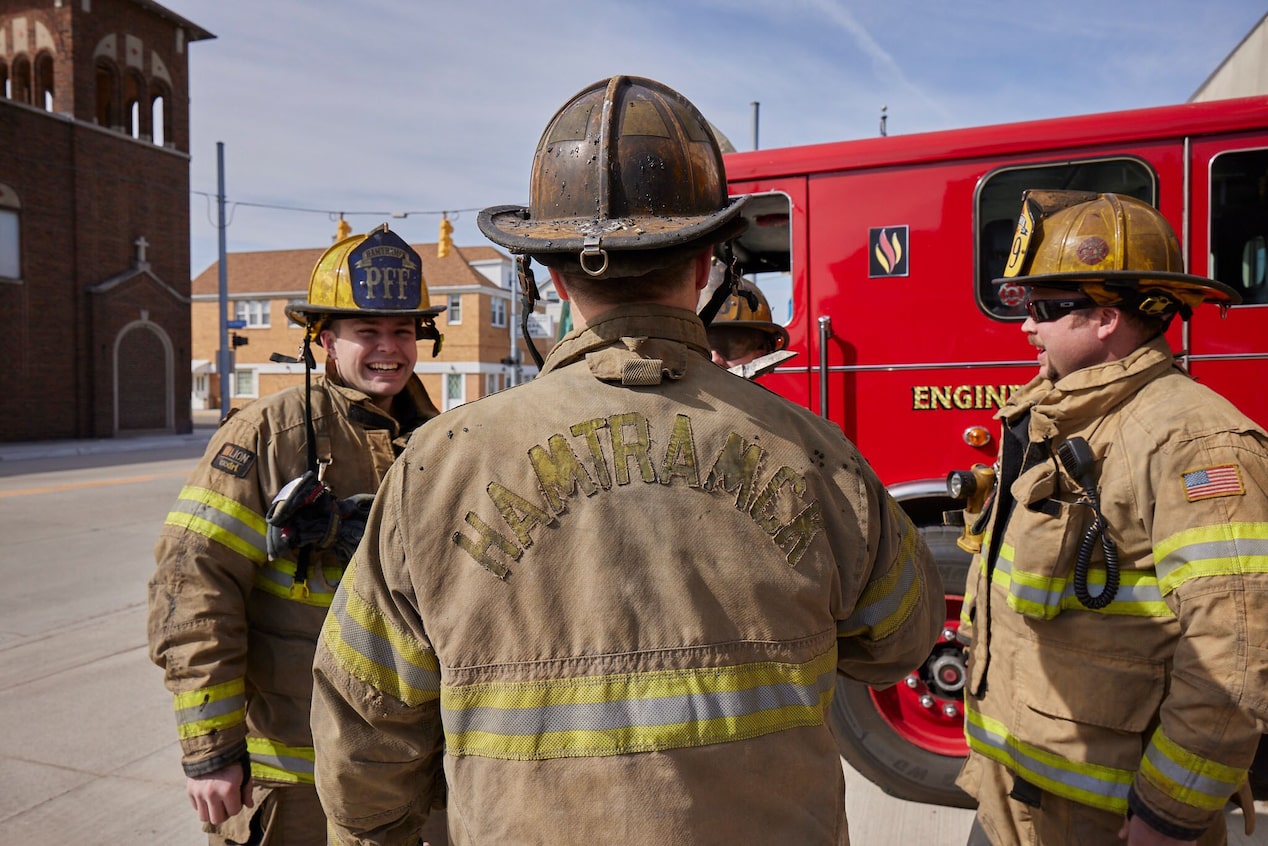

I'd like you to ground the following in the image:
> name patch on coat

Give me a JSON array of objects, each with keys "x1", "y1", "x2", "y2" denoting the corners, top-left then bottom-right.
[
  {"x1": 212, "y1": 443, "x2": 257, "y2": 478},
  {"x1": 1182, "y1": 463, "x2": 1244, "y2": 501},
  {"x1": 452, "y1": 411, "x2": 825, "y2": 579}
]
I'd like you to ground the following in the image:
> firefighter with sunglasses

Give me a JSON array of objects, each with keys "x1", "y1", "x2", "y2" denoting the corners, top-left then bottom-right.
[{"x1": 956, "y1": 190, "x2": 1268, "y2": 845}]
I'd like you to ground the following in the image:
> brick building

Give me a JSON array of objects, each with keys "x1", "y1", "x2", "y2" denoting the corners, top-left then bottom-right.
[
  {"x1": 0, "y1": 0, "x2": 211, "y2": 441},
  {"x1": 191, "y1": 235, "x2": 561, "y2": 414}
]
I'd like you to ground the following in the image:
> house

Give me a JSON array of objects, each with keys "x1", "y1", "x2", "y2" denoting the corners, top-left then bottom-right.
[{"x1": 190, "y1": 234, "x2": 564, "y2": 414}]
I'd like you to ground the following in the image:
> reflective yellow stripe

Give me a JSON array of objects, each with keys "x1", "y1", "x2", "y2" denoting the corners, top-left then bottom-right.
[
  {"x1": 253, "y1": 558, "x2": 341, "y2": 608},
  {"x1": 172, "y1": 678, "x2": 246, "y2": 740},
  {"x1": 1155, "y1": 522, "x2": 1268, "y2": 594},
  {"x1": 164, "y1": 485, "x2": 267, "y2": 563},
  {"x1": 964, "y1": 703, "x2": 1133, "y2": 813},
  {"x1": 839, "y1": 502, "x2": 924, "y2": 639},
  {"x1": 322, "y1": 560, "x2": 441, "y2": 707},
  {"x1": 991, "y1": 548, "x2": 1171, "y2": 619},
  {"x1": 246, "y1": 736, "x2": 315, "y2": 785},
  {"x1": 442, "y1": 648, "x2": 836, "y2": 761},
  {"x1": 1139, "y1": 727, "x2": 1245, "y2": 811}
]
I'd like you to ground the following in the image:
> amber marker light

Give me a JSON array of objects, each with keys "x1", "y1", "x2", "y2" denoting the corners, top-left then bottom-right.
[{"x1": 963, "y1": 426, "x2": 992, "y2": 448}]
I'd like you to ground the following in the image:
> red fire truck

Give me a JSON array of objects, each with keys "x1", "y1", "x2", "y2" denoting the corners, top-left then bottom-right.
[{"x1": 721, "y1": 94, "x2": 1268, "y2": 808}]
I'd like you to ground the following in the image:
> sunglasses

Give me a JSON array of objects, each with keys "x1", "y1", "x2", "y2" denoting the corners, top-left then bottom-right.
[{"x1": 1025, "y1": 297, "x2": 1096, "y2": 323}]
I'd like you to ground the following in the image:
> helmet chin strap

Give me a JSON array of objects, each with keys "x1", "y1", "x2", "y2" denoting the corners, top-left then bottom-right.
[
  {"x1": 698, "y1": 243, "x2": 740, "y2": 327},
  {"x1": 517, "y1": 256, "x2": 546, "y2": 369}
]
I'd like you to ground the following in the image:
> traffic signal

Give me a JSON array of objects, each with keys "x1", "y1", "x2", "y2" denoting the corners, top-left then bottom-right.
[{"x1": 231, "y1": 332, "x2": 249, "y2": 348}]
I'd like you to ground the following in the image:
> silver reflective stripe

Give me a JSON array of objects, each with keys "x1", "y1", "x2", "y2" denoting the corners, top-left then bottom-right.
[
  {"x1": 169, "y1": 496, "x2": 267, "y2": 559},
  {"x1": 443, "y1": 670, "x2": 835, "y2": 737},
  {"x1": 966, "y1": 713, "x2": 1130, "y2": 806},
  {"x1": 1144, "y1": 741, "x2": 1241, "y2": 801},
  {"x1": 1156, "y1": 537, "x2": 1268, "y2": 583},
  {"x1": 329, "y1": 586, "x2": 441, "y2": 695},
  {"x1": 175, "y1": 694, "x2": 244, "y2": 727}
]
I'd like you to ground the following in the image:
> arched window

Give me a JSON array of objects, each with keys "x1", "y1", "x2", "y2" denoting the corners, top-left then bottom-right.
[
  {"x1": 34, "y1": 51, "x2": 54, "y2": 111},
  {"x1": 149, "y1": 80, "x2": 171, "y2": 147},
  {"x1": 95, "y1": 60, "x2": 119, "y2": 127},
  {"x1": 0, "y1": 183, "x2": 21, "y2": 281},
  {"x1": 124, "y1": 70, "x2": 146, "y2": 138},
  {"x1": 11, "y1": 55, "x2": 32, "y2": 105}
]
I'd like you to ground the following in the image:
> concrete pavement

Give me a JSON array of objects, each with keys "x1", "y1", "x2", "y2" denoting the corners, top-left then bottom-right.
[{"x1": 0, "y1": 428, "x2": 1262, "y2": 843}]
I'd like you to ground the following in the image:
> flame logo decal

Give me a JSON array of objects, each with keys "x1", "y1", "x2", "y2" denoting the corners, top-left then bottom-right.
[{"x1": 874, "y1": 229, "x2": 903, "y2": 273}]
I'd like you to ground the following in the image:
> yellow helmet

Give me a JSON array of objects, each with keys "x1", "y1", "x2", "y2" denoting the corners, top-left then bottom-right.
[
  {"x1": 286, "y1": 224, "x2": 445, "y2": 351},
  {"x1": 703, "y1": 272, "x2": 790, "y2": 351},
  {"x1": 997, "y1": 190, "x2": 1240, "y2": 319}
]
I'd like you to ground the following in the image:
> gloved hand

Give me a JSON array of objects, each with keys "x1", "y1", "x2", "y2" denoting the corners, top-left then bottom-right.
[
  {"x1": 330, "y1": 493, "x2": 375, "y2": 565},
  {"x1": 265, "y1": 471, "x2": 339, "y2": 560}
]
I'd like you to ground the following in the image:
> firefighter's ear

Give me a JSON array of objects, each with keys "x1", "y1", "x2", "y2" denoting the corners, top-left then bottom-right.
[{"x1": 692, "y1": 249, "x2": 713, "y2": 291}]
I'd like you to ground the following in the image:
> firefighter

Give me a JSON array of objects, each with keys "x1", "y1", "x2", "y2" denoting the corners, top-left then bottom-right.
[
  {"x1": 310, "y1": 75, "x2": 943, "y2": 845},
  {"x1": 147, "y1": 225, "x2": 449, "y2": 845},
  {"x1": 956, "y1": 190, "x2": 1268, "y2": 845},
  {"x1": 700, "y1": 263, "x2": 790, "y2": 369}
]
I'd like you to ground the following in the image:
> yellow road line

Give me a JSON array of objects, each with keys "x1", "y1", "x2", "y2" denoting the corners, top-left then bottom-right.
[{"x1": 0, "y1": 471, "x2": 188, "y2": 498}]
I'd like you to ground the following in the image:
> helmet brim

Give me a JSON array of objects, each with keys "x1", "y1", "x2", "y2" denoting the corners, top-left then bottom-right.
[
  {"x1": 477, "y1": 196, "x2": 750, "y2": 256},
  {"x1": 993, "y1": 270, "x2": 1242, "y2": 306},
  {"x1": 709, "y1": 319, "x2": 790, "y2": 351}
]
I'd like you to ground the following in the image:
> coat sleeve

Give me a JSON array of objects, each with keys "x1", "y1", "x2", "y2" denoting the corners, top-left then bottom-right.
[
  {"x1": 146, "y1": 418, "x2": 270, "y2": 776},
  {"x1": 834, "y1": 454, "x2": 945, "y2": 686},
  {"x1": 1128, "y1": 429, "x2": 1268, "y2": 838},
  {"x1": 312, "y1": 460, "x2": 444, "y2": 846}
]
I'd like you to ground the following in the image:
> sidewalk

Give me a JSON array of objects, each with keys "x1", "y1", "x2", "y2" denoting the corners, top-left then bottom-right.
[{"x1": 0, "y1": 410, "x2": 219, "y2": 464}]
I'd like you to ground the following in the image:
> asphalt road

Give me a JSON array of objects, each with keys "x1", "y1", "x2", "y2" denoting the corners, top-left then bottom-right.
[{"x1": 0, "y1": 434, "x2": 1257, "y2": 844}]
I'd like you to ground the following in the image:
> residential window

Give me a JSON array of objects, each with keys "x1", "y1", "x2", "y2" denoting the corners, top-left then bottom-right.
[
  {"x1": 491, "y1": 296, "x2": 507, "y2": 328},
  {"x1": 234, "y1": 299, "x2": 271, "y2": 327},
  {"x1": 233, "y1": 368, "x2": 258, "y2": 399},
  {"x1": 484, "y1": 373, "x2": 502, "y2": 396},
  {"x1": 447, "y1": 294, "x2": 462, "y2": 324},
  {"x1": 0, "y1": 183, "x2": 20, "y2": 281},
  {"x1": 445, "y1": 372, "x2": 465, "y2": 411}
]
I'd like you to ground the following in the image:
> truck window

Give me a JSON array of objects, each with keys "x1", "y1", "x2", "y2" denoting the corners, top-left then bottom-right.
[
  {"x1": 1210, "y1": 148, "x2": 1268, "y2": 306},
  {"x1": 729, "y1": 192, "x2": 794, "y2": 325},
  {"x1": 975, "y1": 158, "x2": 1156, "y2": 319}
]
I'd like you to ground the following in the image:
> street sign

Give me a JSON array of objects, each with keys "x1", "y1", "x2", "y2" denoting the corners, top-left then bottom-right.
[{"x1": 225, "y1": 319, "x2": 247, "y2": 329}]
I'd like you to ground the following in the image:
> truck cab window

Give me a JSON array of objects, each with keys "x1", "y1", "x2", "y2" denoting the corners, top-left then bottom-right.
[
  {"x1": 728, "y1": 192, "x2": 794, "y2": 326},
  {"x1": 975, "y1": 159, "x2": 1155, "y2": 319},
  {"x1": 1210, "y1": 149, "x2": 1268, "y2": 306}
]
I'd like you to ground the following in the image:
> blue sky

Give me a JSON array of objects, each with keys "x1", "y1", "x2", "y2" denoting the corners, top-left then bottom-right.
[{"x1": 162, "y1": 0, "x2": 1267, "y2": 277}]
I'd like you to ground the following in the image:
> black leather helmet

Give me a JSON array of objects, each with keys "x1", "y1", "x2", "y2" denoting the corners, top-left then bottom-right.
[{"x1": 478, "y1": 75, "x2": 747, "y2": 279}]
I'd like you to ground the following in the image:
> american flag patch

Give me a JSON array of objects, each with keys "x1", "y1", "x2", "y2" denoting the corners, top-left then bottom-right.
[{"x1": 1181, "y1": 464, "x2": 1245, "y2": 501}]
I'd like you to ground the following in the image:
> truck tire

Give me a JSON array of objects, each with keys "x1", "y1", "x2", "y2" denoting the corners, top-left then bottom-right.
[{"x1": 829, "y1": 524, "x2": 976, "y2": 809}]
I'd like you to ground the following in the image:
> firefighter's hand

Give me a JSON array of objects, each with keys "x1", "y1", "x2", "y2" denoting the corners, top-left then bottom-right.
[
  {"x1": 330, "y1": 493, "x2": 375, "y2": 565},
  {"x1": 265, "y1": 471, "x2": 339, "y2": 559},
  {"x1": 186, "y1": 761, "x2": 253, "y2": 826},
  {"x1": 1118, "y1": 815, "x2": 1196, "y2": 845}
]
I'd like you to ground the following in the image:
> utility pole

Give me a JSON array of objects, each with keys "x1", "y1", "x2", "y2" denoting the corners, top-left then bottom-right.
[
  {"x1": 751, "y1": 101, "x2": 760, "y2": 151},
  {"x1": 216, "y1": 141, "x2": 231, "y2": 419}
]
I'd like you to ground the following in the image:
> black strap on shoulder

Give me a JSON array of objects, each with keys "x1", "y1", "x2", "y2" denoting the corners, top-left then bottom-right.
[
  {"x1": 518, "y1": 256, "x2": 546, "y2": 369},
  {"x1": 698, "y1": 243, "x2": 739, "y2": 327}
]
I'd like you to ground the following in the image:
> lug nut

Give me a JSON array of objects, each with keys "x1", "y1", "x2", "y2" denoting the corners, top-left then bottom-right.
[
  {"x1": 919, "y1": 694, "x2": 935, "y2": 709},
  {"x1": 943, "y1": 703, "x2": 959, "y2": 718},
  {"x1": 942, "y1": 628, "x2": 957, "y2": 641},
  {"x1": 904, "y1": 675, "x2": 920, "y2": 689}
]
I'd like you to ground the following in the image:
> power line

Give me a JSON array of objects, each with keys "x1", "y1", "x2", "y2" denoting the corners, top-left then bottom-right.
[{"x1": 189, "y1": 190, "x2": 484, "y2": 220}]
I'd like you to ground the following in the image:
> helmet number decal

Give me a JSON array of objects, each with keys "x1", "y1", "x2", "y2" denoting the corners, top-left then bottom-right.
[
  {"x1": 347, "y1": 229, "x2": 422, "y2": 310},
  {"x1": 1002, "y1": 200, "x2": 1036, "y2": 279}
]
